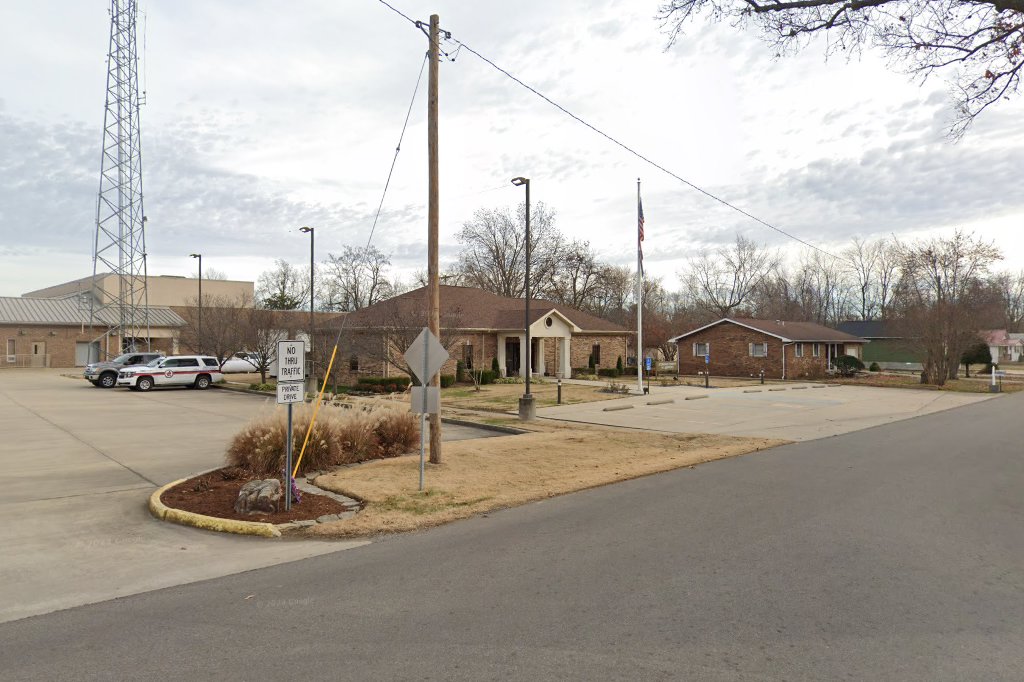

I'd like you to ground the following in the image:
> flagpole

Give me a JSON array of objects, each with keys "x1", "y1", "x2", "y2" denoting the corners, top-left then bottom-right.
[{"x1": 636, "y1": 177, "x2": 644, "y2": 395}]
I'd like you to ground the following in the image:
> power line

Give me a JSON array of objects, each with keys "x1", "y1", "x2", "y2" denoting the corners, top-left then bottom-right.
[
  {"x1": 448, "y1": 37, "x2": 842, "y2": 261},
  {"x1": 365, "y1": 52, "x2": 427, "y2": 248},
  {"x1": 376, "y1": 0, "x2": 842, "y2": 261}
]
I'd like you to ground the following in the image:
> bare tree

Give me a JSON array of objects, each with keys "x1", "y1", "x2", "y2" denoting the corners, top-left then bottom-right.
[
  {"x1": 322, "y1": 245, "x2": 395, "y2": 311},
  {"x1": 178, "y1": 294, "x2": 251, "y2": 361},
  {"x1": 659, "y1": 0, "x2": 1024, "y2": 137},
  {"x1": 590, "y1": 265, "x2": 634, "y2": 324},
  {"x1": 255, "y1": 259, "x2": 309, "y2": 310},
  {"x1": 454, "y1": 201, "x2": 563, "y2": 298},
  {"x1": 238, "y1": 307, "x2": 283, "y2": 384},
  {"x1": 893, "y1": 230, "x2": 1002, "y2": 384},
  {"x1": 547, "y1": 240, "x2": 605, "y2": 310},
  {"x1": 993, "y1": 270, "x2": 1024, "y2": 331},
  {"x1": 793, "y1": 249, "x2": 852, "y2": 326},
  {"x1": 683, "y1": 235, "x2": 778, "y2": 318}
]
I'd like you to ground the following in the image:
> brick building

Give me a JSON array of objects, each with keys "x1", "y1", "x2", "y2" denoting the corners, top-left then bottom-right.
[
  {"x1": 327, "y1": 285, "x2": 631, "y2": 382},
  {"x1": 671, "y1": 318, "x2": 867, "y2": 380},
  {"x1": 0, "y1": 296, "x2": 185, "y2": 368}
]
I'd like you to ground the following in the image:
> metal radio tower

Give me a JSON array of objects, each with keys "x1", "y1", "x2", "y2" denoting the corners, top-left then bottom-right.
[{"x1": 91, "y1": 0, "x2": 149, "y2": 353}]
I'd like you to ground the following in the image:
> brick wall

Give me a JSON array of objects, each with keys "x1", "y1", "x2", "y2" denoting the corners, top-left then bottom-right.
[
  {"x1": 0, "y1": 324, "x2": 175, "y2": 368},
  {"x1": 569, "y1": 334, "x2": 629, "y2": 372}
]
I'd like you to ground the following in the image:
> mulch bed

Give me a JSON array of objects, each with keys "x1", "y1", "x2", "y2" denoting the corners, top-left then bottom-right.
[{"x1": 161, "y1": 466, "x2": 351, "y2": 523}]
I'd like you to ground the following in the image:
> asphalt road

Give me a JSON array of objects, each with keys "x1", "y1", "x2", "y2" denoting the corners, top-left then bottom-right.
[{"x1": 2, "y1": 391, "x2": 1022, "y2": 680}]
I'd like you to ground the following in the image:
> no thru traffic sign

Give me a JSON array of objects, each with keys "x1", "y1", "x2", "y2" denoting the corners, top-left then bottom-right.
[{"x1": 278, "y1": 340, "x2": 305, "y2": 382}]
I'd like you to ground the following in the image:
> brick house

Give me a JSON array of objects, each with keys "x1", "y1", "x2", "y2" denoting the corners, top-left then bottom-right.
[
  {"x1": 326, "y1": 285, "x2": 631, "y2": 382},
  {"x1": 670, "y1": 318, "x2": 867, "y2": 380},
  {"x1": 0, "y1": 296, "x2": 185, "y2": 368}
]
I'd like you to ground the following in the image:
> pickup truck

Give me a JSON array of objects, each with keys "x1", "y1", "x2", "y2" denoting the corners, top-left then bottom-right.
[
  {"x1": 84, "y1": 352, "x2": 165, "y2": 388},
  {"x1": 116, "y1": 355, "x2": 225, "y2": 391}
]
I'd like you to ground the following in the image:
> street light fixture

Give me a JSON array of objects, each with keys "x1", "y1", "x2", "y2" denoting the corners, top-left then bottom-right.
[
  {"x1": 189, "y1": 253, "x2": 202, "y2": 353},
  {"x1": 299, "y1": 226, "x2": 315, "y2": 395},
  {"x1": 511, "y1": 176, "x2": 535, "y2": 421}
]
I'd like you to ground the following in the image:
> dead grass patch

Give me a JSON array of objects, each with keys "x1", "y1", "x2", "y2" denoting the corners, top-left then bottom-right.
[
  {"x1": 440, "y1": 382, "x2": 622, "y2": 412},
  {"x1": 304, "y1": 427, "x2": 786, "y2": 538}
]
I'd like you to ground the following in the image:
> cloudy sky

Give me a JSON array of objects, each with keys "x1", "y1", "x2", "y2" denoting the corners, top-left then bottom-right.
[{"x1": 1, "y1": 0, "x2": 1021, "y2": 298}]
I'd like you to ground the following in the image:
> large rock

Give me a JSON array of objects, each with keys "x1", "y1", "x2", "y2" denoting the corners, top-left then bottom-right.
[{"x1": 235, "y1": 479, "x2": 282, "y2": 515}]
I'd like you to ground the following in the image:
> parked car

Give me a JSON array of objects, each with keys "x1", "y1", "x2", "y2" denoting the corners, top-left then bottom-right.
[
  {"x1": 116, "y1": 355, "x2": 225, "y2": 392},
  {"x1": 84, "y1": 352, "x2": 165, "y2": 388},
  {"x1": 219, "y1": 352, "x2": 263, "y2": 373}
]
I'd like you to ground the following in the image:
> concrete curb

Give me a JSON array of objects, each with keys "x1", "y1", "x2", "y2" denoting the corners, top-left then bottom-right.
[
  {"x1": 441, "y1": 417, "x2": 527, "y2": 435},
  {"x1": 149, "y1": 479, "x2": 282, "y2": 538}
]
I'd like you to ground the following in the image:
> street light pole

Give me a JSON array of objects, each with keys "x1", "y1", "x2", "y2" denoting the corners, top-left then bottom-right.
[
  {"x1": 512, "y1": 176, "x2": 535, "y2": 421},
  {"x1": 299, "y1": 226, "x2": 315, "y2": 396},
  {"x1": 189, "y1": 253, "x2": 202, "y2": 352}
]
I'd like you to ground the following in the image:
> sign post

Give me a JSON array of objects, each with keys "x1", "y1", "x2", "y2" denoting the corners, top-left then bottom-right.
[
  {"x1": 704, "y1": 353, "x2": 710, "y2": 389},
  {"x1": 277, "y1": 340, "x2": 306, "y2": 509},
  {"x1": 403, "y1": 327, "x2": 449, "y2": 491}
]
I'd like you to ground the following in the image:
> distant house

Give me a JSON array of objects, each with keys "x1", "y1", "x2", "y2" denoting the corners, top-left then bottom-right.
[
  {"x1": 327, "y1": 285, "x2": 632, "y2": 381},
  {"x1": 670, "y1": 318, "x2": 867, "y2": 379},
  {"x1": 836, "y1": 320, "x2": 922, "y2": 368},
  {"x1": 980, "y1": 329, "x2": 1023, "y2": 364}
]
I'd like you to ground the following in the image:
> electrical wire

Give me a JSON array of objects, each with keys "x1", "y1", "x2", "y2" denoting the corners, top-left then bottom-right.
[
  {"x1": 365, "y1": 52, "x2": 427, "y2": 248},
  {"x1": 375, "y1": 0, "x2": 843, "y2": 261}
]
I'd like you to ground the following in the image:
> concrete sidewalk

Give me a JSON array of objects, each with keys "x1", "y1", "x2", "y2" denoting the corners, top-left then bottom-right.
[{"x1": 537, "y1": 382, "x2": 993, "y2": 441}]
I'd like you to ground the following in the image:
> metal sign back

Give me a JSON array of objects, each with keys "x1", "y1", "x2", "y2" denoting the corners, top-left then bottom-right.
[{"x1": 403, "y1": 327, "x2": 449, "y2": 384}]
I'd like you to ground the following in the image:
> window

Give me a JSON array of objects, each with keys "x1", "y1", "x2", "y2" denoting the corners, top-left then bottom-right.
[
  {"x1": 749, "y1": 342, "x2": 768, "y2": 357},
  {"x1": 349, "y1": 355, "x2": 359, "y2": 371},
  {"x1": 693, "y1": 342, "x2": 709, "y2": 357},
  {"x1": 179, "y1": 358, "x2": 199, "y2": 367},
  {"x1": 203, "y1": 358, "x2": 219, "y2": 367},
  {"x1": 812, "y1": 343, "x2": 820, "y2": 357},
  {"x1": 6, "y1": 339, "x2": 14, "y2": 356},
  {"x1": 463, "y1": 344, "x2": 474, "y2": 370},
  {"x1": 592, "y1": 344, "x2": 601, "y2": 365},
  {"x1": 794, "y1": 343, "x2": 804, "y2": 358}
]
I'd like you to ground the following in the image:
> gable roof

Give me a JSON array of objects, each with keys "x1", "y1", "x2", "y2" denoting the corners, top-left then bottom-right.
[
  {"x1": 334, "y1": 285, "x2": 627, "y2": 333},
  {"x1": 669, "y1": 318, "x2": 866, "y2": 344},
  {"x1": 0, "y1": 297, "x2": 185, "y2": 328}
]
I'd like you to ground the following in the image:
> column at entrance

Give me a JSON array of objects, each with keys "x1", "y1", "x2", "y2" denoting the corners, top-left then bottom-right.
[
  {"x1": 536, "y1": 338, "x2": 545, "y2": 376},
  {"x1": 497, "y1": 334, "x2": 507, "y2": 377}
]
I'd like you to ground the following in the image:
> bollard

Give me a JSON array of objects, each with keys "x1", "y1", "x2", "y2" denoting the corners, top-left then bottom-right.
[
  {"x1": 760, "y1": 369, "x2": 765, "y2": 385},
  {"x1": 705, "y1": 371, "x2": 709, "y2": 389},
  {"x1": 557, "y1": 377, "x2": 562, "y2": 404}
]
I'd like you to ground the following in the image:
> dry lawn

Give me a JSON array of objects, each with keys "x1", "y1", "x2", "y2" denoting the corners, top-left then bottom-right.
[
  {"x1": 303, "y1": 425, "x2": 786, "y2": 538},
  {"x1": 831, "y1": 373, "x2": 1024, "y2": 393},
  {"x1": 440, "y1": 381, "x2": 625, "y2": 412}
]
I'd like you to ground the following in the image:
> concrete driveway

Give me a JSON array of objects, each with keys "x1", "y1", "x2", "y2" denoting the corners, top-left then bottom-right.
[
  {"x1": 538, "y1": 382, "x2": 994, "y2": 440},
  {"x1": 0, "y1": 369, "x2": 496, "y2": 623}
]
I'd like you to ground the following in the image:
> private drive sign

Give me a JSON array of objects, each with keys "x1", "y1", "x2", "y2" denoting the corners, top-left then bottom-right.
[
  {"x1": 277, "y1": 340, "x2": 306, "y2": 382},
  {"x1": 277, "y1": 381, "x2": 304, "y2": 404}
]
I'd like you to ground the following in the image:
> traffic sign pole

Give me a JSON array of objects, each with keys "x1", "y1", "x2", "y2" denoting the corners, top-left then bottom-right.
[{"x1": 285, "y1": 404, "x2": 293, "y2": 510}]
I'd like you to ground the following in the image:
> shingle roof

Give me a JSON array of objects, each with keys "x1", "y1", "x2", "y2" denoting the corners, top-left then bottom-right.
[
  {"x1": 332, "y1": 285, "x2": 627, "y2": 333},
  {"x1": 0, "y1": 297, "x2": 185, "y2": 327},
  {"x1": 670, "y1": 317, "x2": 866, "y2": 343}
]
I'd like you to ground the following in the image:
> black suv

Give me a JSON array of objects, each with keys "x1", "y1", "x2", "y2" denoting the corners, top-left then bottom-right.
[{"x1": 84, "y1": 352, "x2": 165, "y2": 388}]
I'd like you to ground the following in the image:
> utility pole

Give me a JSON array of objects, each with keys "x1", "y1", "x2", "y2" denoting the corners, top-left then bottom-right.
[{"x1": 427, "y1": 13, "x2": 442, "y2": 464}]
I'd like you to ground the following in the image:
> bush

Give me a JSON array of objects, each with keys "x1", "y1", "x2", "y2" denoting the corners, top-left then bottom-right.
[
  {"x1": 455, "y1": 360, "x2": 466, "y2": 383},
  {"x1": 440, "y1": 374, "x2": 456, "y2": 388},
  {"x1": 357, "y1": 376, "x2": 411, "y2": 392},
  {"x1": 225, "y1": 404, "x2": 421, "y2": 475},
  {"x1": 618, "y1": 366, "x2": 637, "y2": 376},
  {"x1": 834, "y1": 355, "x2": 866, "y2": 377},
  {"x1": 588, "y1": 354, "x2": 595, "y2": 369},
  {"x1": 868, "y1": 362, "x2": 881, "y2": 372},
  {"x1": 494, "y1": 376, "x2": 524, "y2": 384},
  {"x1": 598, "y1": 368, "x2": 619, "y2": 378},
  {"x1": 491, "y1": 356, "x2": 500, "y2": 373},
  {"x1": 374, "y1": 409, "x2": 419, "y2": 456},
  {"x1": 248, "y1": 383, "x2": 275, "y2": 392},
  {"x1": 478, "y1": 369, "x2": 498, "y2": 385},
  {"x1": 616, "y1": 356, "x2": 624, "y2": 373}
]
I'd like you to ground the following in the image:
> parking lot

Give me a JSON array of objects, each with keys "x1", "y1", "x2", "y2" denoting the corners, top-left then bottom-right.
[
  {"x1": 0, "y1": 369, "x2": 497, "y2": 623},
  {"x1": 538, "y1": 381, "x2": 994, "y2": 440}
]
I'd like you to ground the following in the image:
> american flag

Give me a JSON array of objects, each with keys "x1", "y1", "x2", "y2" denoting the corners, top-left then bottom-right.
[{"x1": 638, "y1": 194, "x2": 645, "y2": 274}]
